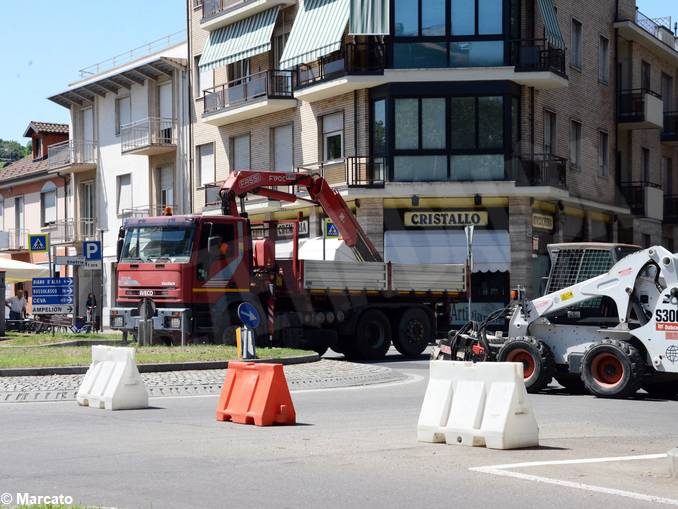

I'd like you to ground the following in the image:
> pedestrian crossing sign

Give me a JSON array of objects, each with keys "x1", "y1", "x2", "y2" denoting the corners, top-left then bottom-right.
[
  {"x1": 325, "y1": 220, "x2": 340, "y2": 238},
  {"x1": 28, "y1": 234, "x2": 49, "y2": 252}
]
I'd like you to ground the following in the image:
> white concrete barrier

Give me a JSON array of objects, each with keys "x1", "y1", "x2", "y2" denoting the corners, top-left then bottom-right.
[
  {"x1": 417, "y1": 360, "x2": 539, "y2": 450},
  {"x1": 76, "y1": 346, "x2": 149, "y2": 410}
]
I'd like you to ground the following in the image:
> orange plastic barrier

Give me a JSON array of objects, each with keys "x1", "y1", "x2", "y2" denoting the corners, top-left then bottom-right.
[{"x1": 216, "y1": 362, "x2": 296, "y2": 426}]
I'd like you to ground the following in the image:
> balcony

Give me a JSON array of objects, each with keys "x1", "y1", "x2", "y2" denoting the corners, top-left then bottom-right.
[
  {"x1": 661, "y1": 111, "x2": 678, "y2": 145},
  {"x1": 615, "y1": 10, "x2": 678, "y2": 61},
  {"x1": 620, "y1": 181, "x2": 663, "y2": 220},
  {"x1": 0, "y1": 229, "x2": 29, "y2": 251},
  {"x1": 47, "y1": 140, "x2": 97, "y2": 173},
  {"x1": 121, "y1": 117, "x2": 177, "y2": 156},
  {"x1": 200, "y1": 0, "x2": 295, "y2": 31},
  {"x1": 202, "y1": 70, "x2": 296, "y2": 126},
  {"x1": 46, "y1": 219, "x2": 97, "y2": 245},
  {"x1": 294, "y1": 43, "x2": 387, "y2": 103},
  {"x1": 510, "y1": 39, "x2": 568, "y2": 89},
  {"x1": 120, "y1": 205, "x2": 172, "y2": 220},
  {"x1": 618, "y1": 89, "x2": 664, "y2": 129},
  {"x1": 513, "y1": 154, "x2": 568, "y2": 189},
  {"x1": 345, "y1": 156, "x2": 386, "y2": 188}
]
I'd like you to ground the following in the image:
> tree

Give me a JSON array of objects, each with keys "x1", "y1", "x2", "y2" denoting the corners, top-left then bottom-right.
[{"x1": 0, "y1": 139, "x2": 29, "y2": 165}]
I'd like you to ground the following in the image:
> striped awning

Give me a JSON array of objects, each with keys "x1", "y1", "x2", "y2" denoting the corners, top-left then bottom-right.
[
  {"x1": 279, "y1": 0, "x2": 350, "y2": 70},
  {"x1": 349, "y1": 0, "x2": 389, "y2": 35},
  {"x1": 537, "y1": 0, "x2": 565, "y2": 50},
  {"x1": 198, "y1": 7, "x2": 279, "y2": 71}
]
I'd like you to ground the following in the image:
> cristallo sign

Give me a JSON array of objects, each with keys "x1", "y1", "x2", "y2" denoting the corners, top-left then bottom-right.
[
  {"x1": 404, "y1": 210, "x2": 488, "y2": 227},
  {"x1": 532, "y1": 213, "x2": 554, "y2": 230}
]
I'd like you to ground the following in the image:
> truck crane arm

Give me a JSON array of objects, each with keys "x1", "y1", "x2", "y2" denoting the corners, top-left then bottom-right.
[
  {"x1": 220, "y1": 170, "x2": 383, "y2": 262},
  {"x1": 509, "y1": 246, "x2": 678, "y2": 334}
]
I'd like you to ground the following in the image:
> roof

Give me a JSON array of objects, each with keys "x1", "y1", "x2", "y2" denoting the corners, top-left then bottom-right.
[
  {"x1": 23, "y1": 121, "x2": 69, "y2": 137},
  {"x1": 0, "y1": 154, "x2": 49, "y2": 184}
]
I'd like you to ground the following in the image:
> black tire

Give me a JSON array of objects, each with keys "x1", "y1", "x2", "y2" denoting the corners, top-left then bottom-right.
[
  {"x1": 554, "y1": 374, "x2": 587, "y2": 394},
  {"x1": 497, "y1": 336, "x2": 555, "y2": 393},
  {"x1": 350, "y1": 309, "x2": 392, "y2": 360},
  {"x1": 394, "y1": 307, "x2": 433, "y2": 357},
  {"x1": 581, "y1": 339, "x2": 644, "y2": 398}
]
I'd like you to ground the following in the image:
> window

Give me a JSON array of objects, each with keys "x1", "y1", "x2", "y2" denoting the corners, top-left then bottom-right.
[
  {"x1": 321, "y1": 112, "x2": 344, "y2": 162},
  {"x1": 450, "y1": 0, "x2": 502, "y2": 35},
  {"x1": 641, "y1": 61, "x2": 651, "y2": 91},
  {"x1": 372, "y1": 99, "x2": 387, "y2": 155},
  {"x1": 598, "y1": 131, "x2": 608, "y2": 176},
  {"x1": 664, "y1": 157, "x2": 673, "y2": 194},
  {"x1": 395, "y1": 98, "x2": 446, "y2": 151},
  {"x1": 272, "y1": 32, "x2": 290, "y2": 66},
  {"x1": 450, "y1": 96, "x2": 503, "y2": 150},
  {"x1": 195, "y1": 56, "x2": 214, "y2": 98},
  {"x1": 598, "y1": 36, "x2": 609, "y2": 83},
  {"x1": 543, "y1": 110, "x2": 556, "y2": 155},
  {"x1": 662, "y1": 73, "x2": 673, "y2": 111},
  {"x1": 272, "y1": 124, "x2": 293, "y2": 171},
  {"x1": 229, "y1": 59, "x2": 250, "y2": 84},
  {"x1": 231, "y1": 134, "x2": 251, "y2": 170},
  {"x1": 33, "y1": 137, "x2": 42, "y2": 159},
  {"x1": 571, "y1": 19, "x2": 583, "y2": 69},
  {"x1": 116, "y1": 174, "x2": 132, "y2": 215},
  {"x1": 40, "y1": 182, "x2": 57, "y2": 226},
  {"x1": 641, "y1": 147, "x2": 650, "y2": 182},
  {"x1": 115, "y1": 96, "x2": 131, "y2": 135},
  {"x1": 197, "y1": 143, "x2": 214, "y2": 187},
  {"x1": 569, "y1": 121, "x2": 582, "y2": 171}
]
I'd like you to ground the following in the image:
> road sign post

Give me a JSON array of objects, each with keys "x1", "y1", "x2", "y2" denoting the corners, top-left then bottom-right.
[{"x1": 237, "y1": 302, "x2": 260, "y2": 359}]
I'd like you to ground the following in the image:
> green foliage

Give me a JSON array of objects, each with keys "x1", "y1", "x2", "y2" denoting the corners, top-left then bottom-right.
[{"x1": 0, "y1": 138, "x2": 30, "y2": 166}]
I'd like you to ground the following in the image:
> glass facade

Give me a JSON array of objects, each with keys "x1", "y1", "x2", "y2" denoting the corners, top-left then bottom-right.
[{"x1": 392, "y1": 0, "x2": 508, "y2": 68}]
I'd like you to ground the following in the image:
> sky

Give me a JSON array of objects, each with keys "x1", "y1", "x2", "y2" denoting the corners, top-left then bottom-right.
[
  {"x1": 0, "y1": 0, "x2": 676, "y2": 142},
  {"x1": 0, "y1": 0, "x2": 185, "y2": 141}
]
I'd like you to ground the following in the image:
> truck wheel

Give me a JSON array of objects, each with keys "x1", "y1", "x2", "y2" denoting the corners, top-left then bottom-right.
[
  {"x1": 497, "y1": 337, "x2": 555, "y2": 393},
  {"x1": 394, "y1": 308, "x2": 432, "y2": 357},
  {"x1": 581, "y1": 340, "x2": 644, "y2": 398},
  {"x1": 351, "y1": 309, "x2": 392, "y2": 360}
]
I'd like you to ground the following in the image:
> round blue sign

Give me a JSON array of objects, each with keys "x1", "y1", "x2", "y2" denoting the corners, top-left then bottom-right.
[{"x1": 237, "y1": 302, "x2": 260, "y2": 329}]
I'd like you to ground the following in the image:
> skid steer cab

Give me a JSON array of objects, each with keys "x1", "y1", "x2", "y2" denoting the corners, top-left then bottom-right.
[{"x1": 436, "y1": 243, "x2": 678, "y2": 399}]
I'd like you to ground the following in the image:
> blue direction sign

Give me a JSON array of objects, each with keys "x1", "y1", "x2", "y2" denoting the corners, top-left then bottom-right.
[
  {"x1": 237, "y1": 302, "x2": 260, "y2": 329},
  {"x1": 32, "y1": 296, "x2": 74, "y2": 305},
  {"x1": 31, "y1": 277, "x2": 75, "y2": 315}
]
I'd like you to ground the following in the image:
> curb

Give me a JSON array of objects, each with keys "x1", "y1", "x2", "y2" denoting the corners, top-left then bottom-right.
[{"x1": 0, "y1": 353, "x2": 320, "y2": 377}]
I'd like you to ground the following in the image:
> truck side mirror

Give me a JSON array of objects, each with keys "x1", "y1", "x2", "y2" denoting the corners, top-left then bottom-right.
[{"x1": 116, "y1": 238, "x2": 124, "y2": 262}]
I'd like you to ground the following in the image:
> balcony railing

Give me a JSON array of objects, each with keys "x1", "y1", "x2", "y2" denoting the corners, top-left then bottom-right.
[
  {"x1": 121, "y1": 117, "x2": 176, "y2": 154},
  {"x1": 662, "y1": 111, "x2": 678, "y2": 143},
  {"x1": 295, "y1": 42, "x2": 386, "y2": 89},
  {"x1": 513, "y1": 154, "x2": 568, "y2": 189},
  {"x1": 346, "y1": 156, "x2": 386, "y2": 188},
  {"x1": 203, "y1": 70, "x2": 293, "y2": 114},
  {"x1": 120, "y1": 205, "x2": 172, "y2": 219},
  {"x1": 0, "y1": 229, "x2": 29, "y2": 251},
  {"x1": 201, "y1": 0, "x2": 245, "y2": 20},
  {"x1": 47, "y1": 140, "x2": 97, "y2": 171},
  {"x1": 617, "y1": 88, "x2": 662, "y2": 123},
  {"x1": 620, "y1": 180, "x2": 662, "y2": 216},
  {"x1": 46, "y1": 219, "x2": 97, "y2": 244},
  {"x1": 511, "y1": 39, "x2": 566, "y2": 76}
]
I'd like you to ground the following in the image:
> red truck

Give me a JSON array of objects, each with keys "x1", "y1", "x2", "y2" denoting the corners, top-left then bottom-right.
[{"x1": 110, "y1": 171, "x2": 465, "y2": 359}]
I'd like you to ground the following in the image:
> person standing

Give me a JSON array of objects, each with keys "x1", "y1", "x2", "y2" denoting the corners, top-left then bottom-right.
[{"x1": 6, "y1": 289, "x2": 27, "y2": 320}]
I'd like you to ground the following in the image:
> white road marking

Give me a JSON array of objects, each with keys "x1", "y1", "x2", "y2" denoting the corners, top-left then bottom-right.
[{"x1": 470, "y1": 453, "x2": 678, "y2": 506}]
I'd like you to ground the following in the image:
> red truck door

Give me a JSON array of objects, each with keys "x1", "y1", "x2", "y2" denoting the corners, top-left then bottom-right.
[{"x1": 196, "y1": 220, "x2": 250, "y2": 295}]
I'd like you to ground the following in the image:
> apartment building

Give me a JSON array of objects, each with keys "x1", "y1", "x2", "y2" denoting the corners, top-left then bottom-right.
[
  {"x1": 47, "y1": 35, "x2": 191, "y2": 326},
  {"x1": 188, "y1": 0, "x2": 678, "y2": 315},
  {"x1": 0, "y1": 122, "x2": 71, "y2": 302}
]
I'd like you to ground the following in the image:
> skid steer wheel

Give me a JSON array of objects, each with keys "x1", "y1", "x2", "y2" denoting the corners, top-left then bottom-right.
[
  {"x1": 350, "y1": 309, "x2": 392, "y2": 360},
  {"x1": 497, "y1": 336, "x2": 555, "y2": 393},
  {"x1": 581, "y1": 340, "x2": 644, "y2": 398},
  {"x1": 393, "y1": 308, "x2": 432, "y2": 357}
]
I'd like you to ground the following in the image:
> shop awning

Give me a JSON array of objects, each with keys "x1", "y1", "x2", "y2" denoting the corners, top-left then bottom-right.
[
  {"x1": 198, "y1": 7, "x2": 279, "y2": 71},
  {"x1": 279, "y1": 0, "x2": 350, "y2": 70},
  {"x1": 384, "y1": 230, "x2": 510, "y2": 273},
  {"x1": 349, "y1": 0, "x2": 389, "y2": 35},
  {"x1": 537, "y1": 0, "x2": 565, "y2": 49},
  {"x1": 0, "y1": 258, "x2": 50, "y2": 283}
]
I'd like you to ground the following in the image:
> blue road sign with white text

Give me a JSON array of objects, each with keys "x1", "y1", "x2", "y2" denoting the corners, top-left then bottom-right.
[{"x1": 237, "y1": 302, "x2": 260, "y2": 329}]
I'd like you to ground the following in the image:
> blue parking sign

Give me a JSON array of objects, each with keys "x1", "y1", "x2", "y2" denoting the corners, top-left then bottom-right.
[{"x1": 84, "y1": 241, "x2": 102, "y2": 260}]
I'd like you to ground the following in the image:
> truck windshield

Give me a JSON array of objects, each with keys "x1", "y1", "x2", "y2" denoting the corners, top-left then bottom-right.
[{"x1": 121, "y1": 226, "x2": 194, "y2": 263}]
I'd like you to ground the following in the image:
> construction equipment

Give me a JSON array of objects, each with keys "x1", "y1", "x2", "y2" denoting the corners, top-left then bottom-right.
[
  {"x1": 436, "y1": 243, "x2": 678, "y2": 398},
  {"x1": 111, "y1": 170, "x2": 466, "y2": 359}
]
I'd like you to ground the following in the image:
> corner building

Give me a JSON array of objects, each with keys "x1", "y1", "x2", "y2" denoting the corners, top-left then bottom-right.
[{"x1": 189, "y1": 0, "x2": 678, "y2": 320}]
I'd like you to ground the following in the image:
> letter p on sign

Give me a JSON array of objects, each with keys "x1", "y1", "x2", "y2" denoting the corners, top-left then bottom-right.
[{"x1": 84, "y1": 241, "x2": 102, "y2": 260}]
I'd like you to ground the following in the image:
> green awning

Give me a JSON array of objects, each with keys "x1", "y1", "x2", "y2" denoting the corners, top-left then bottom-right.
[
  {"x1": 198, "y1": 7, "x2": 279, "y2": 71},
  {"x1": 537, "y1": 0, "x2": 565, "y2": 50},
  {"x1": 349, "y1": 0, "x2": 389, "y2": 35},
  {"x1": 279, "y1": 0, "x2": 350, "y2": 70}
]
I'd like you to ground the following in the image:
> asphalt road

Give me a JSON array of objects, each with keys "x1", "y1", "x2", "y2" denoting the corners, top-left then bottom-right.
[{"x1": 0, "y1": 353, "x2": 677, "y2": 509}]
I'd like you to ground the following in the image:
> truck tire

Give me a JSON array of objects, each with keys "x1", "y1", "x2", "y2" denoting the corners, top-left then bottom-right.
[
  {"x1": 581, "y1": 339, "x2": 644, "y2": 398},
  {"x1": 497, "y1": 336, "x2": 555, "y2": 393},
  {"x1": 350, "y1": 309, "x2": 392, "y2": 360},
  {"x1": 394, "y1": 307, "x2": 432, "y2": 357}
]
